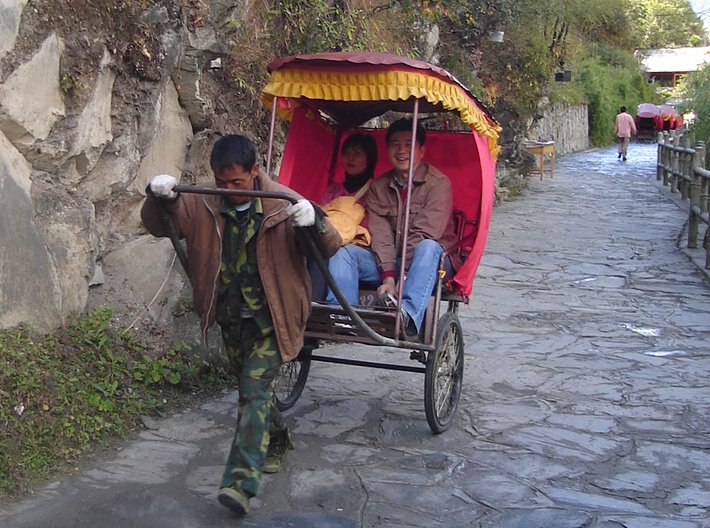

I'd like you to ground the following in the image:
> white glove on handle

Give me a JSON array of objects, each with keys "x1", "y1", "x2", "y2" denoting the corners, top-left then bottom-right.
[
  {"x1": 149, "y1": 174, "x2": 178, "y2": 200},
  {"x1": 287, "y1": 199, "x2": 315, "y2": 227}
]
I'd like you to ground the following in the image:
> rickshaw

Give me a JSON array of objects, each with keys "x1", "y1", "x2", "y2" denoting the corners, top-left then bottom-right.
[
  {"x1": 659, "y1": 104, "x2": 682, "y2": 131},
  {"x1": 173, "y1": 52, "x2": 500, "y2": 433},
  {"x1": 636, "y1": 102, "x2": 660, "y2": 141}
]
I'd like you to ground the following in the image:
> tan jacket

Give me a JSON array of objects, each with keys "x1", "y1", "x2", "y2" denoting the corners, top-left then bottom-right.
[
  {"x1": 366, "y1": 162, "x2": 460, "y2": 273},
  {"x1": 141, "y1": 172, "x2": 341, "y2": 361},
  {"x1": 615, "y1": 112, "x2": 637, "y2": 138}
]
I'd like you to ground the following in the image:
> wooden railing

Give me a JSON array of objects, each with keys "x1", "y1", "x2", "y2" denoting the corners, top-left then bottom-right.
[{"x1": 656, "y1": 130, "x2": 710, "y2": 269}]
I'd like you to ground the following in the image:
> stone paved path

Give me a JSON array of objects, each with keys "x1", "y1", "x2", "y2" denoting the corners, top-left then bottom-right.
[{"x1": 1, "y1": 143, "x2": 709, "y2": 528}]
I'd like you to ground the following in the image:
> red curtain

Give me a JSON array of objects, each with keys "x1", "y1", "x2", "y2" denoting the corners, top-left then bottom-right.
[{"x1": 278, "y1": 106, "x2": 495, "y2": 297}]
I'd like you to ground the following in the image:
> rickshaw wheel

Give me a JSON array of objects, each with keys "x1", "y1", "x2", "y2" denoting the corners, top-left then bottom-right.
[
  {"x1": 275, "y1": 348, "x2": 312, "y2": 411},
  {"x1": 424, "y1": 311, "x2": 464, "y2": 434}
]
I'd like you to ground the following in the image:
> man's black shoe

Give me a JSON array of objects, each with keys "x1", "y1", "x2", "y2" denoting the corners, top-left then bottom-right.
[{"x1": 400, "y1": 308, "x2": 421, "y2": 342}]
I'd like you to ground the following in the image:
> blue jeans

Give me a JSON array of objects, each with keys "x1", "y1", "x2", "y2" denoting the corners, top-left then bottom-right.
[{"x1": 325, "y1": 240, "x2": 450, "y2": 331}]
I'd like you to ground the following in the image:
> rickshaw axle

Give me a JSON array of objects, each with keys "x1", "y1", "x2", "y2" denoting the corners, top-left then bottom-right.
[{"x1": 308, "y1": 354, "x2": 426, "y2": 374}]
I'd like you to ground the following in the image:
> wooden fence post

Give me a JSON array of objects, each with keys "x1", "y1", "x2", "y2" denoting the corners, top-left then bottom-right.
[
  {"x1": 663, "y1": 132, "x2": 671, "y2": 186},
  {"x1": 656, "y1": 132, "x2": 664, "y2": 181},
  {"x1": 689, "y1": 146, "x2": 702, "y2": 249},
  {"x1": 700, "y1": 143, "x2": 709, "y2": 215},
  {"x1": 670, "y1": 131, "x2": 680, "y2": 193},
  {"x1": 697, "y1": 142, "x2": 710, "y2": 269},
  {"x1": 680, "y1": 135, "x2": 692, "y2": 200}
]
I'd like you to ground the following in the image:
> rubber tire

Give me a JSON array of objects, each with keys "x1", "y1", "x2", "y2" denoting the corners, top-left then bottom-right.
[
  {"x1": 424, "y1": 311, "x2": 464, "y2": 434},
  {"x1": 275, "y1": 348, "x2": 311, "y2": 411}
]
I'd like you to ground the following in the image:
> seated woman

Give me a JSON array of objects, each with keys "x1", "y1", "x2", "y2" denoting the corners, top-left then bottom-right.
[
  {"x1": 322, "y1": 133, "x2": 378, "y2": 202},
  {"x1": 311, "y1": 133, "x2": 378, "y2": 301}
]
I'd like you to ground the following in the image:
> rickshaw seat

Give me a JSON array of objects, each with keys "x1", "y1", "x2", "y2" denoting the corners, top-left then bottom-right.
[
  {"x1": 305, "y1": 207, "x2": 476, "y2": 343},
  {"x1": 354, "y1": 208, "x2": 476, "y2": 304},
  {"x1": 449, "y1": 209, "x2": 476, "y2": 260}
]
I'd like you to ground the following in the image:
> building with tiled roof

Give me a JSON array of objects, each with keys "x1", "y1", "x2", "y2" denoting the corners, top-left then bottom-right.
[{"x1": 636, "y1": 46, "x2": 710, "y2": 86}]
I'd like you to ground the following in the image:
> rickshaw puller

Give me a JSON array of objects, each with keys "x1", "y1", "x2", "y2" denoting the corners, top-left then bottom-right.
[{"x1": 140, "y1": 134, "x2": 341, "y2": 516}]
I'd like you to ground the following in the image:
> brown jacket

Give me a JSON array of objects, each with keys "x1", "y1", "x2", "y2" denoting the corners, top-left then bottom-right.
[
  {"x1": 141, "y1": 172, "x2": 341, "y2": 361},
  {"x1": 366, "y1": 162, "x2": 459, "y2": 273}
]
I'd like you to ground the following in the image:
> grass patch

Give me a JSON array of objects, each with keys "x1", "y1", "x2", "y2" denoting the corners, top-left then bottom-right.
[
  {"x1": 499, "y1": 172, "x2": 529, "y2": 201},
  {"x1": 0, "y1": 307, "x2": 235, "y2": 498},
  {"x1": 548, "y1": 81, "x2": 587, "y2": 107}
]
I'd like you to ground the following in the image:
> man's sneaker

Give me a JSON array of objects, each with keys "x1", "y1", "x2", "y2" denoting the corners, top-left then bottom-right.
[
  {"x1": 399, "y1": 308, "x2": 421, "y2": 342},
  {"x1": 618, "y1": 152, "x2": 622, "y2": 159},
  {"x1": 263, "y1": 430, "x2": 295, "y2": 474},
  {"x1": 622, "y1": 156, "x2": 627, "y2": 161},
  {"x1": 376, "y1": 292, "x2": 398, "y2": 308},
  {"x1": 218, "y1": 486, "x2": 249, "y2": 516}
]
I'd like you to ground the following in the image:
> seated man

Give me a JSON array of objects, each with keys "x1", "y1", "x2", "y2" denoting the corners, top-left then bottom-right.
[{"x1": 325, "y1": 118, "x2": 460, "y2": 338}]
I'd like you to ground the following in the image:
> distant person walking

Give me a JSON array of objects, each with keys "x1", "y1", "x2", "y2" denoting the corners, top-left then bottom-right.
[{"x1": 615, "y1": 106, "x2": 637, "y2": 161}]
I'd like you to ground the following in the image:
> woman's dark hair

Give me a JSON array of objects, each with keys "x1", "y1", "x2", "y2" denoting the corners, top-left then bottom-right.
[
  {"x1": 210, "y1": 134, "x2": 257, "y2": 171},
  {"x1": 342, "y1": 133, "x2": 378, "y2": 179},
  {"x1": 385, "y1": 118, "x2": 426, "y2": 146}
]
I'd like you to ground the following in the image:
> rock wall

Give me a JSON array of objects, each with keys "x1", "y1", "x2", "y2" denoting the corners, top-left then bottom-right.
[
  {"x1": 529, "y1": 103, "x2": 589, "y2": 155},
  {"x1": 0, "y1": 0, "x2": 242, "y2": 337}
]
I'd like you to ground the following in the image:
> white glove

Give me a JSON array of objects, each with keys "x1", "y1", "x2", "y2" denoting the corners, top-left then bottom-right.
[
  {"x1": 287, "y1": 199, "x2": 315, "y2": 227},
  {"x1": 149, "y1": 174, "x2": 178, "y2": 200}
]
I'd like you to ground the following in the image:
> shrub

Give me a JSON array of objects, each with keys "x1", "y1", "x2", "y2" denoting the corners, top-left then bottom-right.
[
  {"x1": 575, "y1": 44, "x2": 656, "y2": 145},
  {"x1": 0, "y1": 307, "x2": 235, "y2": 497}
]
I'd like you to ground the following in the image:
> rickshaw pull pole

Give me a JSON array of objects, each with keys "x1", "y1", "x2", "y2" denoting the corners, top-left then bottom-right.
[
  {"x1": 394, "y1": 99, "x2": 420, "y2": 337},
  {"x1": 266, "y1": 96, "x2": 278, "y2": 177},
  {"x1": 159, "y1": 202, "x2": 188, "y2": 271},
  {"x1": 170, "y1": 185, "x2": 400, "y2": 347},
  {"x1": 174, "y1": 185, "x2": 299, "y2": 203}
]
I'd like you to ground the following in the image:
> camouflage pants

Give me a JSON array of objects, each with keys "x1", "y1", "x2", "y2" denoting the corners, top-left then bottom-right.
[{"x1": 220, "y1": 319, "x2": 288, "y2": 497}]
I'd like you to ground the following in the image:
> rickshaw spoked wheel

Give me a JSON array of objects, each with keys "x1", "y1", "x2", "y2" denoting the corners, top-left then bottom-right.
[
  {"x1": 275, "y1": 347, "x2": 312, "y2": 411},
  {"x1": 424, "y1": 311, "x2": 464, "y2": 434}
]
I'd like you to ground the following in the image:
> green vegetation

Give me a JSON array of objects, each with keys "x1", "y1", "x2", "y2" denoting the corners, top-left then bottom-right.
[
  {"x1": 628, "y1": 0, "x2": 706, "y2": 48},
  {"x1": 387, "y1": 0, "x2": 702, "y2": 148},
  {"x1": 0, "y1": 307, "x2": 236, "y2": 498},
  {"x1": 221, "y1": 0, "x2": 705, "y2": 152},
  {"x1": 677, "y1": 63, "x2": 710, "y2": 145},
  {"x1": 472, "y1": 0, "x2": 695, "y2": 145},
  {"x1": 573, "y1": 44, "x2": 657, "y2": 145},
  {"x1": 224, "y1": 0, "x2": 386, "y2": 141}
]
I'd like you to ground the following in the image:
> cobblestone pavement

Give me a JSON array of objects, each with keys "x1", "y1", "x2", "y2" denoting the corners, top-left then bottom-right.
[{"x1": 2, "y1": 143, "x2": 709, "y2": 528}]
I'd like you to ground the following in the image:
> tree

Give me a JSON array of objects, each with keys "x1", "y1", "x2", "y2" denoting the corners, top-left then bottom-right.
[
  {"x1": 628, "y1": 0, "x2": 706, "y2": 48},
  {"x1": 677, "y1": 63, "x2": 710, "y2": 144}
]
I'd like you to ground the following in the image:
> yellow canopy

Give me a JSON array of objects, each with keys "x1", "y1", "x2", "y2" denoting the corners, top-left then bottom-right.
[{"x1": 261, "y1": 52, "x2": 501, "y2": 157}]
